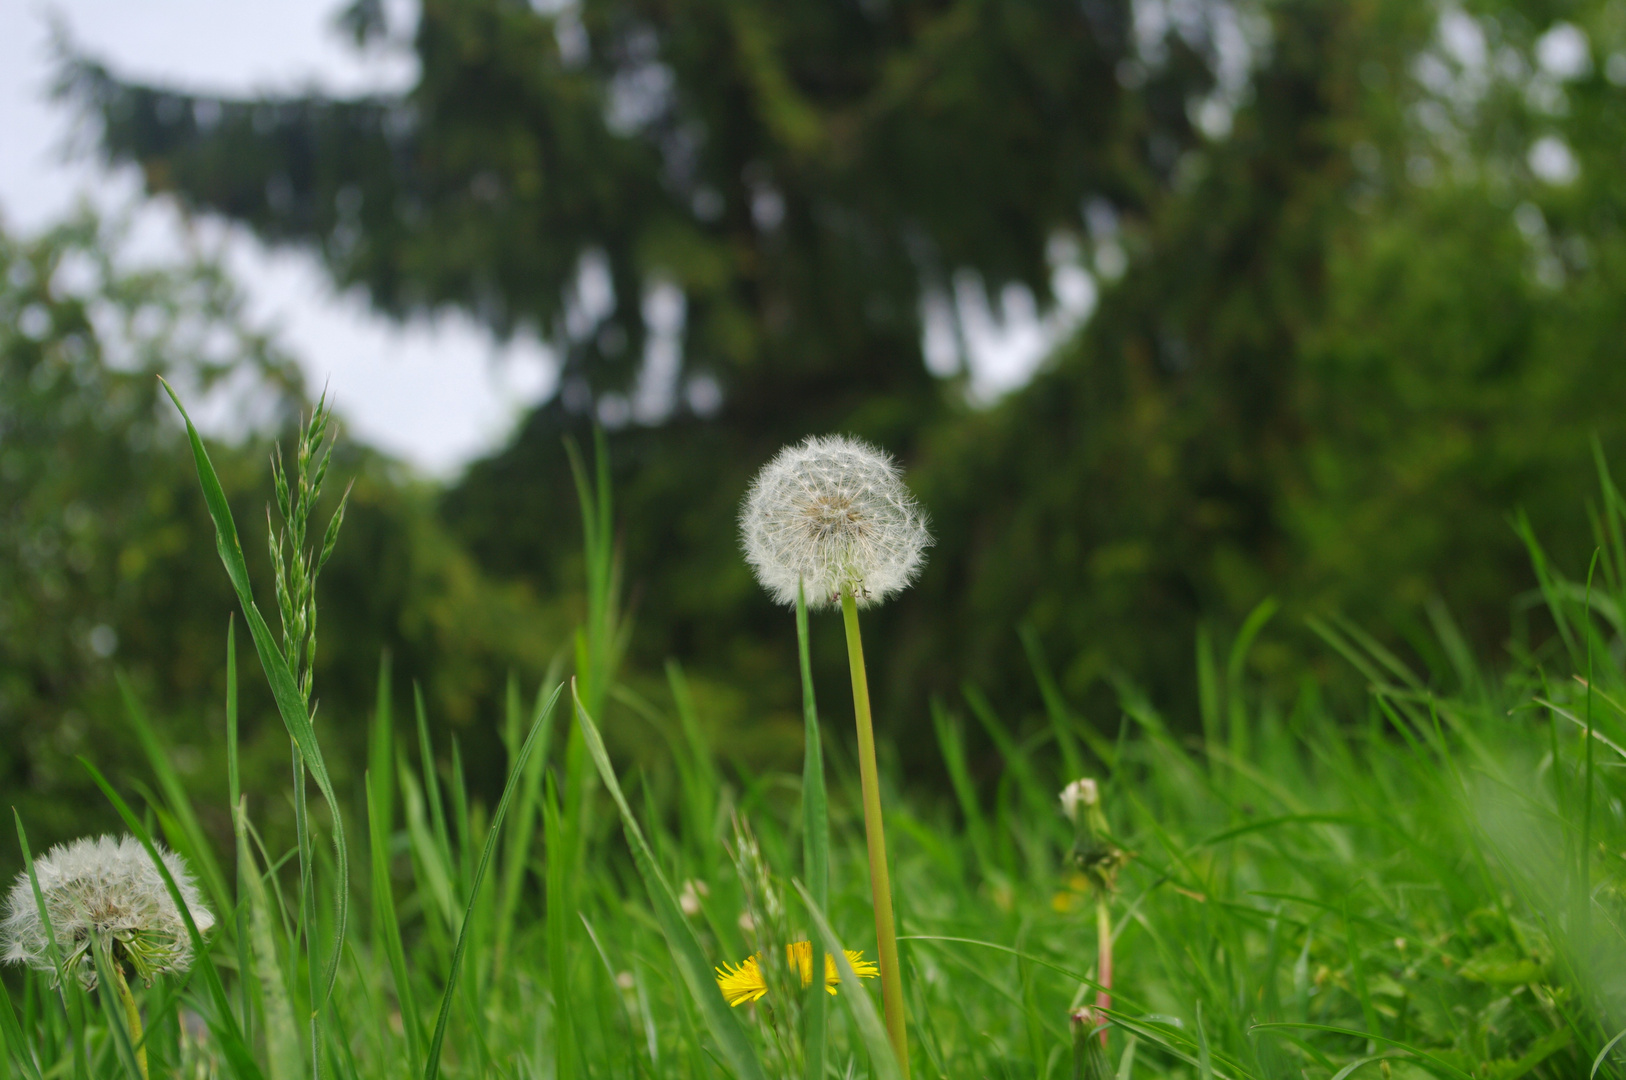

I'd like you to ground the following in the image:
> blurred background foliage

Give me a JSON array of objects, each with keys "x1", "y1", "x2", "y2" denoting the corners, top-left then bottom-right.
[
  {"x1": 7, "y1": 0, "x2": 1626, "y2": 837},
  {"x1": 0, "y1": 213, "x2": 565, "y2": 845}
]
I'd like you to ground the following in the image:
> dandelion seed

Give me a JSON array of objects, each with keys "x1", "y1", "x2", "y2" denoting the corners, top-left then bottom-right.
[
  {"x1": 1059, "y1": 778, "x2": 1099, "y2": 822},
  {"x1": 1, "y1": 834, "x2": 214, "y2": 988},
  {"x1": 714, "y1": 942, "x2": 880, "y2": 1007},
  {"x1": 679, "y1": 878, "x2": 709, "y2": 917},
  {"x1": 739, "y1": 435, "x2": 931, "y2": 609}
]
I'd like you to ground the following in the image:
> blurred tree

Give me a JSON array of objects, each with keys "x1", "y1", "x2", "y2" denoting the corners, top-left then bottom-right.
[
  {"x1": 64, "y1": 0, "x2": 1217, "y2": 414},
  {"x1": 0, "y1": 211, "x2": 564, "y2": 849},
  {"x1": 59, "y1": 0, "x2": 1230, "y2": 750},
  {"x1": 53, "y1": 0, "x2": 1626, "y2": 774},
  {"x1": 908, "y1": 0, "x2": 1626, "y2": 723}
]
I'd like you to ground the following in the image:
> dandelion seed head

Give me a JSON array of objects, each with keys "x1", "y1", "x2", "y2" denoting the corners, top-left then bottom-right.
[
  {"x1": 1059, "y1": 778, "x2": 1100, "y2": 823},
  {"x1": 1, "y1": 834, "x2": 215, "y2": 988},
  {"x1": 740, "y1": 435, "x2": 931, "y2": 609}
]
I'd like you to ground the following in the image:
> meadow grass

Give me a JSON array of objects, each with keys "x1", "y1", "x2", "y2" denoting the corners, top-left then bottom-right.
[{"x1": 4, "y1": 399, "x2": 1626, "y2": 1079}]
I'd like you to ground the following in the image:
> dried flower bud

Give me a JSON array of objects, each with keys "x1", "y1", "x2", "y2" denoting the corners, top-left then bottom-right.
[{"x1": 740, "y1": 435, "x2": 931, "y2": 609}]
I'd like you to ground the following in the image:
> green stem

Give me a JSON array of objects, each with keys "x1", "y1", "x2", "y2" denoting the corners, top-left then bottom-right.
[
  {"x1": 1095, "y1": 893, "x2": 1112, "y2": 1048},
  {"x1": 797, "y1": 581, "x2": 828, "y2": 1080},
  {"x1": 109, "y1": 957, "x2": 149, "y2": 1080},
  {"x1": 839, "y1": 583, "x2": 909, "y2": 1078}
]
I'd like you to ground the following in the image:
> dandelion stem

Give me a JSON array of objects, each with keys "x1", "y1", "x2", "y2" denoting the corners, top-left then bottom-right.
[
  {"x1": 110, "y1": 956, "x2": 149, "y2": 1080},
  {"x1": 839, "y1": 582, "x2": 909, "y2": 1078},
  {"x1": 1095, "y1": 892, "x2": 1112, "y2": 1048}
]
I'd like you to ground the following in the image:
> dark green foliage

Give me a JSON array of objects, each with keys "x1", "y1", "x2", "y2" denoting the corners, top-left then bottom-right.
[
  {"x1": 0, "y1": 214, "x2": 563, "y2": 852},
  {"x1": 62, "y1": 0, "x2": 1208, "y2": 404},
  {"x1": 40, "y1": 0, "x2": 1626, "y2": 778},
  {"x1": 906, "y1": 1, "x2": 1626, "y2": 725}
]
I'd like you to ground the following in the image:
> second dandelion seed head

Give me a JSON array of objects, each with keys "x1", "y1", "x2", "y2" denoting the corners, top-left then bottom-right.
[
  {"x1": 740, "y1": 434, "x2": 931, "y2": 609},
  {"x1": 1, "y1": 834, "x2": 215, "y2": 988}
]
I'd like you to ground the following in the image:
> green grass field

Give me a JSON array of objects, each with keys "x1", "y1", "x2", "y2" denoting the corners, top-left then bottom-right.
[{"x1": 5, "y1": 394, "x2": 1626, "y2": 1080}]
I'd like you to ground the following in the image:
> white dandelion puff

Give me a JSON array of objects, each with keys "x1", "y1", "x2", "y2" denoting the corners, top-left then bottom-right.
[
  {"x1": 740, "y1": 434, "x2": 932, "y2": 609},
  {"x1": 1059, "y1": 778, "x2": 1100, "y2": 823},
  {"x1": 2, "y1": 834, "x2": 215, "y2": 988}
]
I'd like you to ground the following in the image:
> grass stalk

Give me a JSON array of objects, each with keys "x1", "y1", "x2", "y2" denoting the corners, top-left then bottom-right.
[
  {"x1": 1095, "y1": 893, "x2": 1112, "y2": 1049},
  {"x1": 839, "y1": 582, "x2": 909, "y2": 1077},
  {"x1": 797, "y1": 581, "x2": 829, "y2": 1080},
  {"x1": 107, "y1": 958, "x2": 147, "y2": 1080}
]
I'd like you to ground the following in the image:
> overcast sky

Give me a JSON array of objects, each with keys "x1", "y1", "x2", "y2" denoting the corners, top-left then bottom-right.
[{"x1": 1, "y1": 1, "x2": 1083, "y2": 475}]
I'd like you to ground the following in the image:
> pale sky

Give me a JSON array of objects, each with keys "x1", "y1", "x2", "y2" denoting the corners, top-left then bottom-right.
[{"x1": 1, "y1": 1, "x2": 1081, "y2": 475}]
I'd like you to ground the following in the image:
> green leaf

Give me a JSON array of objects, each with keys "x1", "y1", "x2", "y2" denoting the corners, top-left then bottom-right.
[
  {"x1": 367, "y1": 769, "x2": 422, "y2": 1077},
  {"x1": 0, "y1": 965, "x2": 43, "y2": 1080},
  {"x1": 237, "y1": 827, "x2": 302, "y2": 1080},
  {"x1": 158, "y1": 377, "x2": 348, "y2": 1011},
  {"x1": 86, "y1": 938, "x2": 144, "y2": 1080},
  {"x1": 1251, "y1": 1023, "x2": 1474, "y2": 1080},
  {"x1": 116, "y1": 672, "x2": 231, "y2": 923},
  {"x1": 421, "y1": 683, "x2": 562, "y2": 1080},
  {"x1": 12, "y1": 811, "x2": 90, "y2": 1080},
  {"x1": 797, "y1": 581, "x2": 828, "y2": 1080},
  {"x1": 572, "y1": 681, "x2": 769, "y2": 1080},
  {"x1": 793, "y1": 880, "x2": 903, "y2": 1080}
]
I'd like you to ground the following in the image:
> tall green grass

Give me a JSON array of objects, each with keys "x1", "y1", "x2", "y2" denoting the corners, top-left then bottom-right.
[{"x1": 4, "y1": 399, "x2": 1626, "y2": 1079}]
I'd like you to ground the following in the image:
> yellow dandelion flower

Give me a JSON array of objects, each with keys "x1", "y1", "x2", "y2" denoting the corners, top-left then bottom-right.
[{"x1": 715, "y1": 941, "x2": 879, "y2": 1007}]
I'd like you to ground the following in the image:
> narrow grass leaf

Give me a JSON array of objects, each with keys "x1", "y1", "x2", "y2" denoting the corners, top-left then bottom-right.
[
  {"x1": 797, "y1": 581, "x2": 829, "y2": 1080},
  {"x1": 367, "y1": 770, "x2": 422, "y2": 1077},
  {"x1": 115, "y1": 673, "x2": 230, "y2": 917},
  {"x1": 572, "y1": 681, "x2": 769, "y2": 1080},
  {"x1": 12, "y1": 812, "x2": 89, "y2": 1080},
  {"x1": 236, "y1": 819, "x2": 302, "y2": 1080},
  {"x1": 87, "y1": 940, "x2": 143, "y2": 1080},
  {"x1": 421, "y1": 683, "x2": 562, "y2": 1080},
  {"x1": 1251, "y1": 1024, "x2": 1473, "y2": 1080},
  {"x1": 0, "y1": 973, "x2": 42, "y2": 1080},
  {"x1": 1593, "y1": 1026, "x2": 1626, "y2": 1078},
  {"x1": 159, "y1": 378, "x2": 347, "y2": 1010},
  {"x1": 794, "y1": 880, "x2": 904, "y2": 1080}
]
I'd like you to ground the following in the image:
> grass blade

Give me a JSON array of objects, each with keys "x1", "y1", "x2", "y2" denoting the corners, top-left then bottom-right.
[
  {"x1": 495, "y1": 678, "x2": 557, "y2": 977},
  {"x1": 115, "y1": 673, "x2": 230, "y2": 919},
  {"x1": 421, "y1": 683, "x2": 563, "y2": 1080},
  {"x1": 1251, "y1": 1024, "x2": 1473, "y2": 1080},
  {"x1": 794, "y1": 880, "x2": 904, "y2": 1080},
  {"x1": 797, "y1": 581, "x2": 829, "y2": 1080},
  {"x1": 158, "y1": 378, "x2": 348, "y2": 1011},
  {"x1": 0, "y1": 971, "x2": 43, "y2": 1080},
  {"x1": 368, "y1": 769, "x2": 422, "y2": 1076},
  {"x1": 12, "y1": 813, "x2": 90, "y2": 1080},
  {"x1": 544, "y1": 771, "x2": 578, "y2": 1080},
  {"x1": 572, "y1": 680, "x2": 769, "y2": 1080}
]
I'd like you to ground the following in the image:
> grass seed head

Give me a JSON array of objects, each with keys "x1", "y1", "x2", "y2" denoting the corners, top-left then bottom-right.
[{"x1": 739, "y1": 434, "x2": 932, "y2": 609}]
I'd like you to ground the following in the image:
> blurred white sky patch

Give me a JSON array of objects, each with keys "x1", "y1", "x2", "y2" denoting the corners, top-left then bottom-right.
[
  {"x1": 1528, "y1": 135, "x2": 1579, "y2": 186},
  {"x1": 929, "y1": 235, "x2": 1099, "y2": 405},
  {"x1": 1534, "y1": 22, "x2": 1591, "y2": 81},
  {"x1": 0, "y1": 0, "x2": 561, "y2": 477}
]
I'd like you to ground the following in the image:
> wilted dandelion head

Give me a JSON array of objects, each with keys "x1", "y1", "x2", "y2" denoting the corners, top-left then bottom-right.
[
  {"x1": 1, "y1": 834, "x2": 215, "y2": 988},
  {"x1": 739, "y1": 435, "x2": 931, "y2": 609}
]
